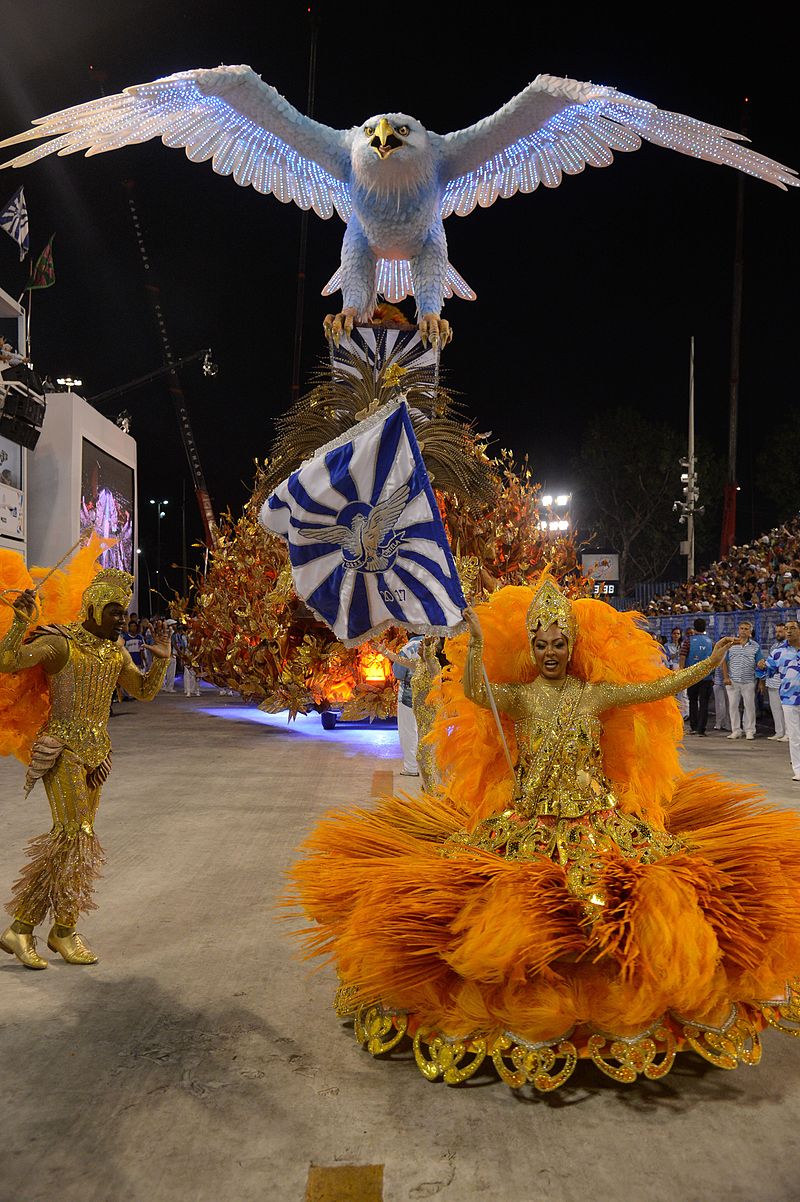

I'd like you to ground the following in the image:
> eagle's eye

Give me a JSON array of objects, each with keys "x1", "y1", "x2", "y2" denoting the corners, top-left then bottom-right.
[
  {"x1": 364, "y1": 125, "x2": 375, "y2": 137},
  {"x1": 396, "y1": 125, "x2": 410, "y2": 137}
]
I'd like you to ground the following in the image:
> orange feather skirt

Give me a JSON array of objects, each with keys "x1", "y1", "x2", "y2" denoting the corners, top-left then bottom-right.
[{"x1": 289, "y1": 587, "x2": 800, "y2": 1089}]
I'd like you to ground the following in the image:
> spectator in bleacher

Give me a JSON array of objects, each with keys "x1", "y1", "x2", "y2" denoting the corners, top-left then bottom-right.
[
  {"x1": 644, "y1": 516, "x2": 800, "y2": 616},
  {"x1": 762, "y1": 621, "x2": 788, "y2": 741},
  {"x1": 722, "y1": 620, "x2": 763, "y2": 740},
  {"x1": 679, "y1": 619, "x2": 714, "y2": 736},
  {"x1": 758, "y1": 620, "x2": 800, "y2": 781}
]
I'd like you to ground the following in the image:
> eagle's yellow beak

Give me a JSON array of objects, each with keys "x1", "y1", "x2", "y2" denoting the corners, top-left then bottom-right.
[{"x1": 370, "y1": 118, "x2": 403, "y2": 159}]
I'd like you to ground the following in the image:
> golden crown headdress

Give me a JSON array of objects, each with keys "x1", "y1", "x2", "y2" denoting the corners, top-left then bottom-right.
[
  {"x1": 526, "y1": 577, "x2": 577, "y2": 653},
  {"x1": 78, "y1": 569, "x2": 134, "y2": 621}
]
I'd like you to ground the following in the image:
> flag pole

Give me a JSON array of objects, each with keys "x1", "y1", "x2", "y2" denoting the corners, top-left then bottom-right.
[
  {"x1": 0, "y1": 534, "x2": 88, "y2": 611},
  {"x1": 481, "y1": 663, "x2": 516, "y2": 775},
  {"x1": 25, "y1": 285, "x2": 32, "y2": 359}
]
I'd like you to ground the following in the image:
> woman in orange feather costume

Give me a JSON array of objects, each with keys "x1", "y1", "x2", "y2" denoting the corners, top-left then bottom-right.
[{"x1": 291, "y1": 577, "x2": 800, "y2": 1090}]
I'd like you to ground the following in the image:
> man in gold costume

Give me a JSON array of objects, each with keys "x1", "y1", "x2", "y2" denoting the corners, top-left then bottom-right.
[{"x1": 0, "y1": 570, "x2": 169, "y2": 969}]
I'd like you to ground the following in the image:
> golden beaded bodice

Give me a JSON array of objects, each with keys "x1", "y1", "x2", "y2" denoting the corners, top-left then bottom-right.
[
  {"x1": 44, "y1": 624, "x2": 123, "y2": 768},
  {"x1": 463, "y1": 640, "x2": 717, "y2": 823},
  {"x1": 505, "y1": 677, "x2": 612, "y2": 819},
  {"x1": 514, "y1": 708, "x2": 613, "y2": 819}
]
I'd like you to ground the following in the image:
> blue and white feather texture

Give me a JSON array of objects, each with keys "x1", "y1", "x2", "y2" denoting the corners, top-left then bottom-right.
[
  {"x1": 260, "y1": 401, "x2": 467, "y2": 647},
  {"x1": 2, "y1": 66, "x2": 796, "y2": 323}
]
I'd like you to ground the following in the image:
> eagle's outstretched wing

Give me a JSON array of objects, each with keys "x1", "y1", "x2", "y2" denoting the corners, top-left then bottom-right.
[
  {"x1": 435, "y1": 73, "x2": 798, "y2": 218},
  {"x1": 0, "y1": 65, "x2": 353, "y2": 221},
  {"x1": 297, "y1": 522, "x2": 358, "y2": 551}
]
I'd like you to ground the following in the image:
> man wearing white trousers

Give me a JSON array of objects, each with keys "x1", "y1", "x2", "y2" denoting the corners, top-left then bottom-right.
[
  {"x1": 723, "y1": 620, "x2": 762, "y2": 740},
  {"x1": 763, "y1": 622, "x2": 788, "y2": 741},
  {"x1": 378, "y1": 635, "x2": 423, "y2": 776},
  {"x1": 758, "y1": 620, "x2": 800, "y2": 781}
]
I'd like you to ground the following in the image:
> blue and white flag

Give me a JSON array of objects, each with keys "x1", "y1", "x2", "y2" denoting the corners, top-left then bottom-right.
[
  {"x1": 261, "y1": 400, "x2": 467, "y2": 647},
  {"x1": 0, "y1": 187, "x2": 29, "y2": 260}
]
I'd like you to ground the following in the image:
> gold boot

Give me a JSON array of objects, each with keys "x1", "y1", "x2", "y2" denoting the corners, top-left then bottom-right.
[
  {"x1": 0, "y1": 925, "x2": 49, "y2": 969},
  {"x1": 47, "y1": 926, "x2": 98, "y2": 965}
]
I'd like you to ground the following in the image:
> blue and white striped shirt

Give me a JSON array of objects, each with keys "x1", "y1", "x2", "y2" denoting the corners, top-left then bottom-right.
[{"x1": 725, "y1": 638, "x2": 762, "y2": 684}]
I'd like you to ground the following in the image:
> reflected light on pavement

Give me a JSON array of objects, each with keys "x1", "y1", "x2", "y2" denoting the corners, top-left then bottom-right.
[{"x1": 198, "y1": 705, "x2": 400, "y2": 758}]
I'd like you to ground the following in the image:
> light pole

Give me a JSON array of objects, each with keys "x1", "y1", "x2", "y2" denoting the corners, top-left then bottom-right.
[
  {"x1": 673, "y1": 338, "x2": 704, "y2": 580},
  {"x1": 136, "y1": 547, "x2": 152, "y2": 614},
  {"x1": 148, "y1": 498, "x2": 168, "y2": 612}
]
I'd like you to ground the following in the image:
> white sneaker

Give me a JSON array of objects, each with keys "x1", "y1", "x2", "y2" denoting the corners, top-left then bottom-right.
[
  {"x1": 793, "y1": 776, "x2": 800, "y2": 783},
  {"x1": 779, "y1": 735, "x2": 790, "y2": 742},
  {"x1": 768, "y1": 734, "x2": 783, "y2": 740},
  {"x1": 745, "y1": 733, "x2": 755, "y2": 740},
  {"x1": 726, "y1": 732, "x2": 743, "y2": 740}
]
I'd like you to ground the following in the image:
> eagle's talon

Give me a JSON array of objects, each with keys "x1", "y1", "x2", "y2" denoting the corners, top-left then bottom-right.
[
  {"x1": 418, "y1": 314, "x2": 452, "y2": 350},
  {"x1": 324, "y1": 307, "x2": 358, "y2": 347}
]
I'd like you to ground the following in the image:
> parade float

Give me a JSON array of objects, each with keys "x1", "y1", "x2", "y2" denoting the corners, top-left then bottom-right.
[{"x1": 174, "y1": 324, "x2": 586, "y2": 720}]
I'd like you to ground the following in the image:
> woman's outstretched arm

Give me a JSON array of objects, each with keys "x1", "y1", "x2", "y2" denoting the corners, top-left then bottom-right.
[{"x1": 591, "y1": 637, "x2": 737, "y2": 711}]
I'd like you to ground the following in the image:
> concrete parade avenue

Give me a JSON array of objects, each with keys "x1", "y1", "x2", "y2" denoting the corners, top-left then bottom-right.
[{"x1": 1, "y1": 688, "x2": 799, "y2": 1202}]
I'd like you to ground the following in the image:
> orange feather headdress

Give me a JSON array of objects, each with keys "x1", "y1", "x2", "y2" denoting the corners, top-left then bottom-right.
[
  {"x1": 0, "y1": 534, "x2": 114, "y2": 763},
  {"x1": 432, "y1": 576, "x2": 683, "y2": 828}
]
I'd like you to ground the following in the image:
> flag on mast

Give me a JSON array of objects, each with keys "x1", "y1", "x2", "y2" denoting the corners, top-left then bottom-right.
[
  {"x1": 0, "y1": 186, "x2": 29, "y2": 260},
  {"x1": 25, "y1": 234, "x2": 55, "y2": 290},
  {"x1": 261, "y1": 400, "x2": 466, "y2": 647}
]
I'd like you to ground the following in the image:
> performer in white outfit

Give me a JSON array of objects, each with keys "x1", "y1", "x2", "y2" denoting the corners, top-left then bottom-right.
[{"x1": 758, "y1": 621, "x2": 800, "y2": 780}]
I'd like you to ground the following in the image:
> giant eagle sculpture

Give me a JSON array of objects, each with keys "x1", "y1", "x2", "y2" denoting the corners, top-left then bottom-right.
[{"x1": 2, "y1": 66, "x2": 796, "y2": 346}]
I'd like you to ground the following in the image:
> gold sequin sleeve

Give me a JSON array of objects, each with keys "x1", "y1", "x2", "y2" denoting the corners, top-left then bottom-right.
[
  {"x1": 0, "y1": 616, "x2": 67, "y2": 675},
  {"x1": 462, "y1": 637, "x2": 527, "y2": 718},
  {"x1": 590, "y1": 657, "x2": 716, "y2": 712},
  {"x1": 117, "y1": 648, "x2": 169, "y2": 700}
]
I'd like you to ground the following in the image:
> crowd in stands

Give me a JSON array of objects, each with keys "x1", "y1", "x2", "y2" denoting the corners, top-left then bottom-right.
[{"x1": 645, "y1": 517, "x2": 800, "y2": 615}]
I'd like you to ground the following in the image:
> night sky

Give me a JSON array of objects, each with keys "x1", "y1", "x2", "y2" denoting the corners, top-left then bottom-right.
[{"x1": 1, "y1": 4, "x2": 797, "y2": 599}]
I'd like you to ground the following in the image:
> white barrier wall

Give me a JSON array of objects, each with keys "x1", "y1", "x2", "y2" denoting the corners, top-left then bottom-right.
[{"x1": 26, "y1": 391, "x2": 138, "y2": 607}]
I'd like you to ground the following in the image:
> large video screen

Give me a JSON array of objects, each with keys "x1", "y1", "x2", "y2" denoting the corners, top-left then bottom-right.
[{"x1": 80, "y1": 438, "x2": 135, "y2": 572}]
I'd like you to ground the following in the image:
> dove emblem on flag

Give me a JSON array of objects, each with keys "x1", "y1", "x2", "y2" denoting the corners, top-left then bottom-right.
[
  {"x1": 261, "y1": 401, "x2": 466, "y2": 646},
  {"x1": 297, "y1": 483, "x2": 409, "y2": 573}
]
